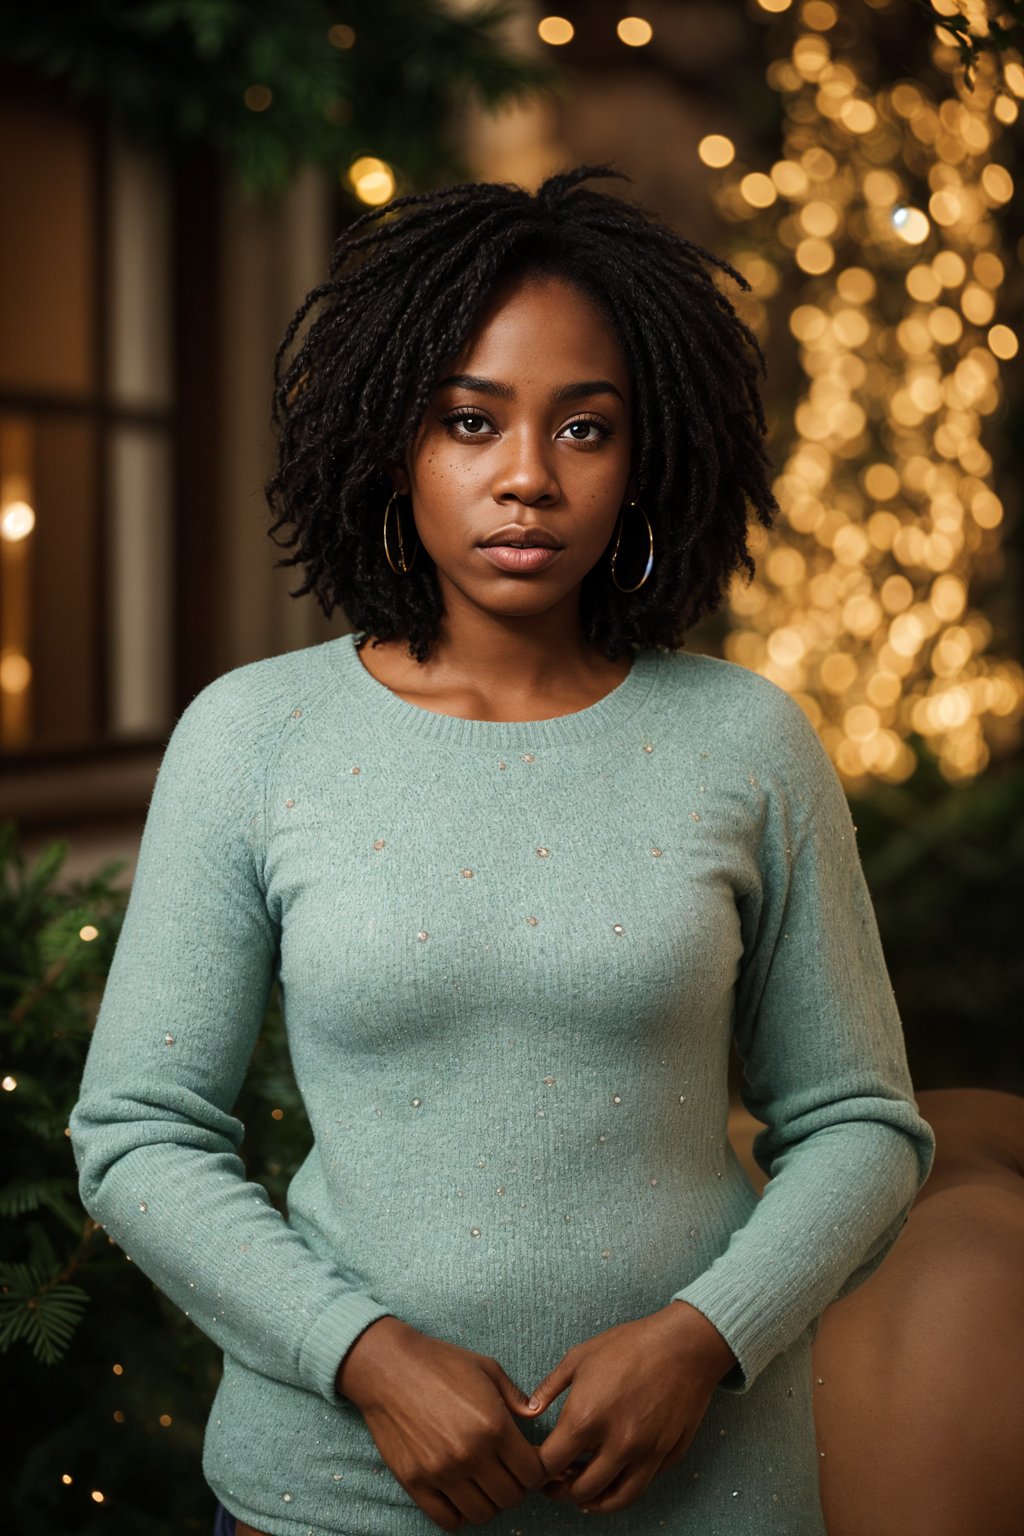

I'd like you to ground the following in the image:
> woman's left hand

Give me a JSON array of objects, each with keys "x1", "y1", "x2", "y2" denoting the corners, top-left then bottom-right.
[{"x1": 507, "y1": 1301, "x2": 738, "y2": 1516}]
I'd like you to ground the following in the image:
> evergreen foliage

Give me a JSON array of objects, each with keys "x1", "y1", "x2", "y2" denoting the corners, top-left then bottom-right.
[
  {"x1": 0, "y1": 821, "x2": 312, "y2": 1531},
  {"x1": 850, "y1": 746, "x2": 1024, "y2": 1094},
  {"x1": 1, "y1": 0, "x2": 562, "y2": 203}
]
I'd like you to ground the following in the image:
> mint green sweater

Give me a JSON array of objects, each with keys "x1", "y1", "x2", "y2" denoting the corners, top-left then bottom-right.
[{"x1": 70, "y1": 632, "x2": 935, "y2": 1535}]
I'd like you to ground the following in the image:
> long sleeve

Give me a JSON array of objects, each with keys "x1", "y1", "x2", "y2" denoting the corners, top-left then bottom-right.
[
  {"x1": 68, "y1": 671, "x2": 394, "y2": 1404},
  {"x1": 671, "y1": 697, "x2": 936, "y2": 1394}
]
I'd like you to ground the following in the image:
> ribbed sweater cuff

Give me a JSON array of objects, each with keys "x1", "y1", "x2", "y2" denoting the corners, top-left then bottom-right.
[
  {"x1": 668, "y1": 1275, "x2": 766, "y2": 1395},
  {"x1": 299, "y1": 1292, "x2": 396, "y2": 1404}
]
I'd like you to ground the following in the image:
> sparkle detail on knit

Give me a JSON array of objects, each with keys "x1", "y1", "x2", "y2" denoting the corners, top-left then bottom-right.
[{"x1": 70, "y1": 631, "x2": 935, "y2": 1536}]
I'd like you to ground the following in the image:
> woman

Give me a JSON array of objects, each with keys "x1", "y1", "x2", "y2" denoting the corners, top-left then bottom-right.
[{"x1": 70, "y1": 163, "x2": 937, "y2": 1535}]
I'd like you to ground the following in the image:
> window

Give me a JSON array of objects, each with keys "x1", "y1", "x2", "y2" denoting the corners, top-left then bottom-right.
[{"x1": 1, "y1": 71, "x2": 175, "y2": 758}]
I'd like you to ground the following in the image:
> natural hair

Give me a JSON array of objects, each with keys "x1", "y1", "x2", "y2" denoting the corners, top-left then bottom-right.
[{"x1": 264, "y1": 162, "x2": 779, "y2": 663}]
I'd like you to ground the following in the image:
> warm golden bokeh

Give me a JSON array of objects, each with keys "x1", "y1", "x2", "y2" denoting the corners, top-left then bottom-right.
[
  {"x1": 346, "y1": 155, "x2": 396, "y2": 206},
  {"x1": 708, "y1": 15, "x2": 1022, "y2": 790}
]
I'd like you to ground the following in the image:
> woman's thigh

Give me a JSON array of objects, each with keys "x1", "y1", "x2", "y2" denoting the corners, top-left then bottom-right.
[{"x1": 811, "y1": 1088, "x2": 1024, "y2": 1536}]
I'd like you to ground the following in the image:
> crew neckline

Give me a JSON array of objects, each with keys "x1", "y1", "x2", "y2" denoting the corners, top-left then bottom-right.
[{"x1": 319, "y1": 629, "x2": 665, "y2": 748}]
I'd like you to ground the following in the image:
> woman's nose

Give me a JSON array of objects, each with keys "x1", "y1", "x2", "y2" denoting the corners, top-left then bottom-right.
[{"x1": 491, "y1": 428, "x2": 560, "y2": 504}]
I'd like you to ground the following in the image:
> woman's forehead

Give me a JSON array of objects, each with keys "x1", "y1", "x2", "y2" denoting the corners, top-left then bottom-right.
[{"x1": 444, "y1": 280, "x2": 631, "y2": 392}]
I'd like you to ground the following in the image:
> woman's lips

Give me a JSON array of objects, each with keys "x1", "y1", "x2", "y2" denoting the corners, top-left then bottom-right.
[{"x1": 477, "y1": 545, "x2": 561, "y2": 572}]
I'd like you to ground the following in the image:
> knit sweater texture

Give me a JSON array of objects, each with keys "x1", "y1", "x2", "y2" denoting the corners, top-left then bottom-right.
[{"x1": 70, "y1": 632, "x2": 935, "y2": 1535}]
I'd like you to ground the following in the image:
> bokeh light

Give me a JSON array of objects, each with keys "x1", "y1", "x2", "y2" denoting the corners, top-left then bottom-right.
[
  {"x1": 616, "y1": 17, "x2": 653, "y2": 48},
  {"x1": 537, "y1": 15, "x2": 574, "y2": 45},
  {"x1": 346, "y1": 156, "x2": 395, "y2": 206},
  {"x1": 714, "y1": 14, "x2": 1023, "y2": 788}
]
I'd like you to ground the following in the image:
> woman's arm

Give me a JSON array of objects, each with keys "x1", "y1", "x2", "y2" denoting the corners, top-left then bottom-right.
[
  {"x1": 671, "y1": 689, "x2": 936, "y2": 1395},
  {"x1": 68, "y1": 669, "x2": 394, "y2": 1404}
]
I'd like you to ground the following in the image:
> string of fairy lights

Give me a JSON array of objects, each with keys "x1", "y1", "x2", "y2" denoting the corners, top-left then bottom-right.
[{"x1": 699, "y1": 0, "x2": 1023, "y2": 788}]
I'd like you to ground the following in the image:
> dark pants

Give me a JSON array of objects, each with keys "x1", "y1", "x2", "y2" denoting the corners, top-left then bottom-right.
[{"x1": 213, "y1": 1500, "x2": 237, "y2": 1535}]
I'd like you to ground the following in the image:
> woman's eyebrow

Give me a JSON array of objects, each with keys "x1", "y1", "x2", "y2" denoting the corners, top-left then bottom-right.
[{"x1": 435, "y1": 373, "x2": 625, "y2": 405}]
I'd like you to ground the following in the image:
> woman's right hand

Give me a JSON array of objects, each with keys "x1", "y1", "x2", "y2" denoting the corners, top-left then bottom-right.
[{"x1": 336, "y1": 1316, "x2": 563, "y2": 1532}]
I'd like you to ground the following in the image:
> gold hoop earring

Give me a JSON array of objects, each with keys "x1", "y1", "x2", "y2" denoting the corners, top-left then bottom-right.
[
  {"x1": 383, "y1": 490, "x2": 420, "y2": 575},
  {"x1": 610, "y1": 499, "x2": 654, "y2": 592}
]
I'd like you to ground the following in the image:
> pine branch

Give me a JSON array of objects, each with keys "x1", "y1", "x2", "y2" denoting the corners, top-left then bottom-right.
[
  {"x1": 0, "y1": 1257, "x2": 90, "y2": 1365},
  {"x1": 908, "y1": 0, "x2": 1024, "y2": 91}
]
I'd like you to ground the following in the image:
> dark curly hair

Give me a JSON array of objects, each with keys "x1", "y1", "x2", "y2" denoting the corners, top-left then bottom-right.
[{"x1": 264, "y1": 162, "x2": 779, "y2": 663}]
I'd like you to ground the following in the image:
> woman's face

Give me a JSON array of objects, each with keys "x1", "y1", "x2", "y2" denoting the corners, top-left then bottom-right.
[{"x1": 390, "y1": 273, "x2": 635, "y2": 624}]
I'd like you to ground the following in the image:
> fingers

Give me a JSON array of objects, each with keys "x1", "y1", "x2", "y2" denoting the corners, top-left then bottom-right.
[
  {"x1": 476, "y1": 1452, "x2": 543, "y2": 1512},
  {"x1": 358, "y1": 1338, "x2": 554, "y2": 1530},
  {"x1": 546, "y1": 1450, "x2": 630, "y2": 1510},
  {"x1": 577, "y1": 1462, "x2": 641, "y2": 1515},
  {"x1": 538, "y1": 1456, "x2": 594, "y2": 1499},
  {"x1": 410, "y1": 1445, "x2": 551, "y2": 1530},
  {"x1": 537, "y1": 1427, "x2": 597, "y2": 1483},
  {"x1": 438, "y1": 1441, "x2": 567, "y2": 1525},
  {"x1": 487, "y1": 1357, "x2": 544, "y2": 1422},
  {"x1": 500, "y1": 1428, "x2": 563, "y2": 1496},
  {"x1": 410, "y1": 1482, "x2": 467, "y2": 1534},
  {"x1": 484, "y1": 1366, "x2": 556, "y2": 1496},
  {"x1": 400, "y1": 1459, "x2": 507, "y2": 1531},
  {"x1": 443, "y1": 1473, "x2": 503, "y2": 1527},
  {"x1": 519, "y1": 1352, "x2": 576, "y2": 1417},
  {"x1": 545, "y1": 1432, "x2": 691, "y2": 1514}
]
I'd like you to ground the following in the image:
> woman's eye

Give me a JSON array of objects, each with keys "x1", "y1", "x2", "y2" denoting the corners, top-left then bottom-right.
[
  {"x1": 564, "y1": 419, "x2": 607, "y2": 442},
  {"x1": 442, "y1": 411, "x2": 491, "y2": 436},
  {"x1": 441, "y1": 412, "x2": 611, "y2": 444}
]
